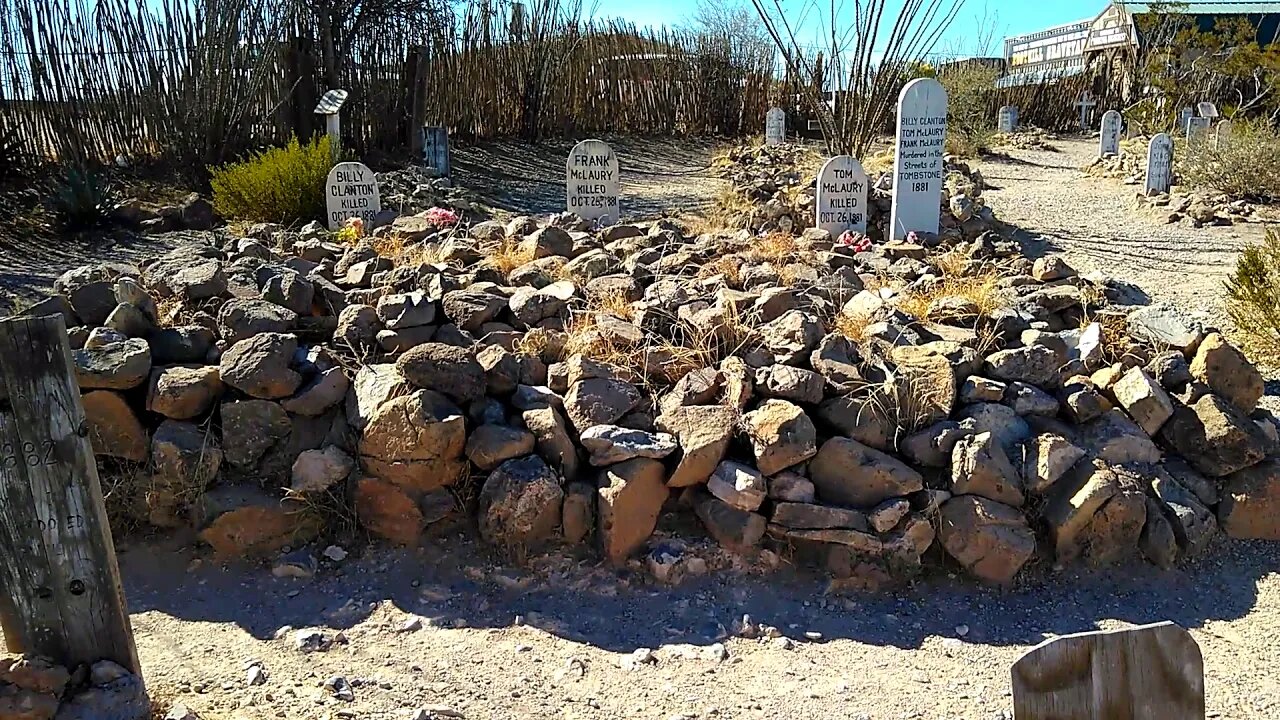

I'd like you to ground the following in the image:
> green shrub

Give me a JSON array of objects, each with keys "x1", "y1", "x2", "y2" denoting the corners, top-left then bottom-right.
[
  {"x1": 1226, "y1": 227, "x2": 1280, "y2": 363},
  {"x1": 49, "y1": 165, "x2": 115, "y2": 230},
  {"x1": 210, "y1": 136, "x2": 334, "y2": 224},
  {"x1": 1182, "y1": 121, "x2": 1280, "y2": 201}
]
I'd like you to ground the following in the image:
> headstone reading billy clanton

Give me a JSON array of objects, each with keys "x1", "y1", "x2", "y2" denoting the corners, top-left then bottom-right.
[
  {"x1": 998, "y1": 106, "x2": 1017, "y2": 133},
  {"x1": 890, "y1": 78, "x2": 948, "y2": 241},
  {"x1": 1146, "y1": 133, "x2": 1174, "y2": 194},
  {"x1": 325, "y1": 161, "x2": 381, "y2": 230},
  {"x1": 566, "y1": 139, "x2": 620, "y2": 225},
  {"x1": 815, "y1": 156, "x2": 869, "y2": 236},
  {"x1": 1099, "y1": 109, "x2": 1123, "y2": 156},
  {"x1": 765, "y1": 108, "x2": 786, "y2": 146}
]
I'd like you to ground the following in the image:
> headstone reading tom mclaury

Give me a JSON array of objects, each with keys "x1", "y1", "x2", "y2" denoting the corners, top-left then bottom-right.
[
  {"x1": 890, "y1": 78, "x2": 948, "y2": 241},
  {"x1": 815, "y1": 156, "x2": 869, "y2": 236},
  {"x1": 566, "y1": 139, "x2": 620, "y2": 225},
  {"x1": 325, "y1": 161, "x2": 381, "y2": 230},
  {"x1": 765, "y1": 108, "x2": 786, "y2": 146},
  {"x1": 1146, "y1": 133, "x2": 1174, "y2": 194},
  {"x1": 998, "y1": 106, "x2": 1017, "y2": 133},
  {"x1": 1099, "y1": 109, "x2": 1123, "y2": 156}
]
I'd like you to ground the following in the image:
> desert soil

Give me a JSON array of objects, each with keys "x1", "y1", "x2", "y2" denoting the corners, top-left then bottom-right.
[{"x1": 3, "y1": 136, "x2": 1279, "y2": 719}]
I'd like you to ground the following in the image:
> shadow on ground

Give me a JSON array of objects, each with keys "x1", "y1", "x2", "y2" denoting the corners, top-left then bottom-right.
[{"x1": 121, "y1": 524, "x2": 1280, "y2": 656}]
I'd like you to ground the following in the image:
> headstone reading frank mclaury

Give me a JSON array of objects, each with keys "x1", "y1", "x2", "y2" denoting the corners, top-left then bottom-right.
[
  {"x1": 1099, "y1": 109, "x2": 1123, "y2": 156},
  {"x1": 765, "y1": 108, "x2": 786, "y2": 146},
  {"x1": 566, "y1": 139, "x2": 620, "y2": 225},
  {"x1": 325, "y1": 161, "x2": 381, "y2": 230},
  {"x1": 815, "y1": 156, "x2": 869, "y2": 236},
  {"x1": 890, "y1": 78, "x2": 948, "y2": 241},
  {"x1": 1146, "y1": 133, "x2": 1174, "y2": 195}
]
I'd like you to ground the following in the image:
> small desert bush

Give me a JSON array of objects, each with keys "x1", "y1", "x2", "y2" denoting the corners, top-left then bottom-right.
[
  {"x1": 1182, "y1": 121, "x2": 1280, "y2": 201},
  {"x1": 211, "y1": 136, "x2": 333, "y2": 223},
  {"x1": 49, "y1": 164, "x2": 115, "y2": 230},
  {"x1": 1226, "y1": 227, "x2": 1280, "y2": 362}
]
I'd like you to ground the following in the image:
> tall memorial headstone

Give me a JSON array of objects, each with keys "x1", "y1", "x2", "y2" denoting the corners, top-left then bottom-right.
[
  {"x1": 566, "y1": 139, "x2": 620, "y2": 225},
  {"x1": 1099, "y1": 110, "x2": 1123, "y2": 156},
  {"x1": 765, "y1": 108, "x2": 786, "y2": 146},
  {"x1": 890, "y1": 78, "x2": 948, "y2": 241},
  {"x1": 998, "y1": 106, "x2": 1018, "y2": 133},
  {"x1": 1186, "y1": 116, "x2": 1211, "y2": 146},
  {"x1": 815, "y1": 156, "x2": 869, "y2": 236},
  {"x1": 1146, "y1": 133, "x2": 1174, "y2": 194},
  {"x1": 325, "y1": 162, "x2": 382, "y2": 230}
]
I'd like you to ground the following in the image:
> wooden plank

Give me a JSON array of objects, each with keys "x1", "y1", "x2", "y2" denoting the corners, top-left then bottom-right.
[
  {"x1": 0, "y1": 315, "x2": 140, "y2": 673},
  {"x1": 1012, "y1": 621, "x2": 1204, "y2": 720}
]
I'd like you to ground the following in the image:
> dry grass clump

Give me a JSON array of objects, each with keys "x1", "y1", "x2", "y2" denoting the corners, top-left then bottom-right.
[
  {"x1": 697, "y1": 255, "x2": 745, "y2": 288},
  {"x1": 897, "y1": 270, "x2": 1004, "y2": 323},
  {"x1": 371, "y1": 234, "x2": 454, "y2": 267},
  {"x1": 704, "y1": 185, "x2": 758, "y2": 231},
  {"x1": 480, "y1": 238, "x2": 535, "y2": 277},
  {"x1": 746, "y1": 231, "x2": 798, "y2": 264},
  {"x1": 833, "y1": 310, "x2": 871, "y2": 342},
  {"x1": 589, "y1": 288, "x2": 638, "y2": 321}
]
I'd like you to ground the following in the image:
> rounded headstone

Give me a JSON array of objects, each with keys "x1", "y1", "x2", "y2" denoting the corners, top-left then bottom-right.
[
  {"x1": 890, "y1": 78, "x2": 948, "y2": 241},
  {"x1": 325, "y1": 162, "x2": 381, "y2": 230},
  {"x1": 1145, "y1": 133, "x2": 1174, "y2": 194},
  {"x1": 566, "y1": 140, "x2": 620, "y2": 226},
  {"x1": 815, "y1": 156, "x2": 868, "y2": 237},
  {"x1": 1099, "y1": 110, "x2": 1123, "y2": 156}
]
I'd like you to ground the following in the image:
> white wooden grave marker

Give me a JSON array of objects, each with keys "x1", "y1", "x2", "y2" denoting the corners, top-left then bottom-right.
[
  {"x1": 998, "y1": 106, "x2": 1018, "y2": 133},
  {"x1": 566, "y1": 139, "x2": 620, "y2": 225},
  {"x1": 1215, "y1": 119, "x2": 1233, "y2": 147},
  {"x1": 1186, "y1": 116, "x2": 1211, "y2": 146},
  {"x1": 890, "y1": 78, "x2": 948, "y2": 241},
  {"x1": 815, "y1": 156, "x2": 869, "y2": 237},
  {"x1": 1197, "y1": 101, "x2": 1220, "y2": 119},
  {"x1": 1099, "y1": 110, "x2": 1123, "y2": 156},
  {"x1": 1177, "y1": 107, "x2": 1193, "y2": 134},
  {"x1": 325, "y1": 161, "x2": 382, "y2": 230},
  {"x1": 1145, "y1": 133, "x2": 1174, "y2": 194},
  {"x1": 315, "y1": 89, "x2": 349, "y2": 163},
  {"x1": 1076, "y1": 92, "x2": 1097, "y2": 132},
  {"x1": 765, "y1": 108, "x2": 786, "y2": 146}
]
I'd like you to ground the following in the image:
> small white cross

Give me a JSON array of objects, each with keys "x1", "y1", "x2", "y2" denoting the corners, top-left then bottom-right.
[{"x1": 1076, "y1": 92, "x2": 1097, "y2": 132}]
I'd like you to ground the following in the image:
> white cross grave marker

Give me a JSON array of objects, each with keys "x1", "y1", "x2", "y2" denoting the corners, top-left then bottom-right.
[
  {"x1": 815, "y1": 156, "x2": 869, "y2": 237},
  {"x1": 890, "y1": 78, "x2": 948, "y2": 241},
  {"x1": 1145, "y1": 133, "x2": 1174, "y2": 195},
  {"x1": 315, "y1": 89, "x2": 349, "y2": 163},
  {"x1": 765, "y1": 108, "x2": 786, "y2": 146},
  {"x1": 1099, "y1": 110, "x2": 1123, "y2": 156},
  {"x1": 1076, "y1": 92, "x2": 1097, "y2": 132},
  {"x1": 566, "y1": 139, "x2": 620, "y2": 225}
]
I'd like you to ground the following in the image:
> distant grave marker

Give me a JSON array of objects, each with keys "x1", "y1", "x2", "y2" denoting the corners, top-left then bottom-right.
[
  {"x1": 1012, "y1": 622, "x2": 1204, "y2": 720},
  {"x1": 1186, "y1": 116, "x2": 1211, "y2": 146},
  {"x1": 325, "y1": 161, "x2": 382, "y2": 230},
  {"x1": 998, "y1": 106, "x2": 1018, "y2": 133},
  {"x1": 1076, "y1": 92, "x2": 1097, "y2": 132},
  {"x1": 890, "y1": 78, "x2": 947, "y2": 241},
  {"x1": 1215, "y1": 119, "x2": 1233, "y2": 147},
  {"x1": 815, "y1": 156, "x2": 869, "y2": 237},
  {"x1": 314, "y1": 89, "x2": 349, "y2": 162},
  {"x1": 765, "y1": 108, "x2": 786, "y2": 146},
  {"x1": 566, "y1": 139, "x2": 620, "y2": 225},
  {"x1": 1145, "y1": 133, "x2": 1174, "y2": 194},
  {"x1": 1196, "y1": 101, "x2": 1220, "y2": 118},
  {"x1": 1099, "y1": 110, "x2": 1123, "y2": 156},
  {"x1": 1177, "y1": 107, "x2": 1193, "y2": 134}
]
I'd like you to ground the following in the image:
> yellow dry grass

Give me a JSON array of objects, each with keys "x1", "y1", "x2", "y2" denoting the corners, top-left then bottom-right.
[
  {"x1": 697, "y1": 255, "x2": 745, "y2": 289},
  {"x1": 480, "y1": 238, "x2": 535, "y2": 277},
  {"x1": 746, "y1": 231, "x2": 798, "y2": 264},
  {"x1": 897, "y1": 271, "x2": 1004, "y2": 323},
  {"x1": 833, "y1": 310, "x2": 871, "y2": 342},
  {"x1": 371, "y1": 234, "x2": 454, "y2": 267}
]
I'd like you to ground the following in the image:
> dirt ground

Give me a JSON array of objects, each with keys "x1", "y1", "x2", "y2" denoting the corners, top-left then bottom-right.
[{"x1": 3, "y1": 135, "x2": 1280, "y2": 719}]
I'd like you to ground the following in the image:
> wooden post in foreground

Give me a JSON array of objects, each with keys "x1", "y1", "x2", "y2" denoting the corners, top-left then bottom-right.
[
  {"x1": 1011, "y1": 621, "x2": 1203, "y2": 720},
  {"x1": 0, "y1": 315, "x2": 140, "y2": 674}
]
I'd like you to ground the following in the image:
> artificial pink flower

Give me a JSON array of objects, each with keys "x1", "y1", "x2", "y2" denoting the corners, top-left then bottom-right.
[
  {"x1": 837, "y1": 230, "x2": 872, "y2": 253},
  {"x1": 425, "y1": 207, "x2": 460, "y2": 228}
]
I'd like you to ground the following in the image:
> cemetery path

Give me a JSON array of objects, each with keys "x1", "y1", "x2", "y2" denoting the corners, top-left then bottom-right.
[{"x1": 977, "y1": 136, "x2": 1270, "y2": 332}]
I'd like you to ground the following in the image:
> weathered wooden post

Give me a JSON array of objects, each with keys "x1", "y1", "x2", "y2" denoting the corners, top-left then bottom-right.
[
  {"x1": 1011, "y1": 622, "x2": 1204, "y2": 719},
  {"x1": 422, "y1": 126, "x2": 451, "y2": 177},
  {"x1": 314, "y1": 89, "x2": 349, "y2": 163},
  {"x1": 0, "y1": 314, "x2": 140, "y2": 674}
]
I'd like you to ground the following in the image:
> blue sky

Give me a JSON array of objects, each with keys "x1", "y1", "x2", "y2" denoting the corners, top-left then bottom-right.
[{"x1": 596, "y1": 0, "x2": 1111, "y2": 58}]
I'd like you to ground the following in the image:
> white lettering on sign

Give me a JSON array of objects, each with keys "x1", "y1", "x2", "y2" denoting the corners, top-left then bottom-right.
[
  {"x1": 1146, "y1": 133, "x2": 1173, "y2": 194},
  {"x1": 890, "y1": 78, "x2": 948, "y2": 241},
  {"x1": 815, "y1": 156, "x2": 868, "y2": 237},
  {"x1": 566, "y1": 139, "x2": 620, "y2": 225},
  {"x1": 765, "y1": 108, "x2": 786, "y2": 146},
  {"x1": 325, "y1": 162, "x2": 382, "y2": 230},
  {"x1": 1099, "y1": 109, "x2": 1123, "y2": 156}
]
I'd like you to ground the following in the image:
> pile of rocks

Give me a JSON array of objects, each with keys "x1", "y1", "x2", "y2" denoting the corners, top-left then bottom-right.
[
  {"x1": 713, "y1": 143, "x2": 997, "y2": 244},
  {"x1": 1135, "y1": 190, "x2": 1260, "y2": 227},
  {"x1": 11, "y1": 196, "x2": 1280, "y2": 587},
  {"x1": 0, "y1": 654, "x2": 147, "y2": 720},
  {"x1": 992, "y1": 128, "x2": 1059, "y2": 152},
  {"x1": 376, "y1": 166, "x2": 488, "y2": 218},
  {"x1": 1081, "y1": 137, "x2": 1152, "y2": 183}
]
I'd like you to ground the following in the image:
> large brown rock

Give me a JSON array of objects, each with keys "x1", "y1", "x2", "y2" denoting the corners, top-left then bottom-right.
[
  {"x1": 655, "y1": 405, "x2": 736, "y2": 487},
  {"x1": 692, "y1": 489, "x2": 766, "y2": 552},
  {"x1": 597, "y1": 458, "x2": 669, "y2": 563},
  {"x1": 984, "y1": 344, "x2": 1063, "y2": 388},
  {"x1": 151, "y1": 419, "x2": 222, "y2": 507},
  {"x1": 817, "y1": 391, "x2": 898, "y2": 450},
  {"x1": 217, "y1": 298, "x2": 296, "y2": 343},
  {"x1": 345, "y1": 364, "x2": 409, "y2": 430},
  {"x1": 1111, "y1": 367, "x2": 1173, "y2": 436},
  {"x1": 219, "y1": 332, "x2": 301, "y2": 399},
  {"x1": 1043, "y1": 460, "x2": 1123, "y2": 563},
  {"x1": 354, "y1": 477, "x2": 424, "y2": 545},
  {"x1": 1078, "y1": 409, "x2": 1162, "y2": 465},
  {"x1": 220, "y1": 399, "x2": 291, "y2": 470},
  {"x1": 396, "y1": 343, "x2": 486, "y2": 403},
  {"x1": 73, "y1": 338, "x2": 151, "y2": 390},
  {"x1": 465, "y1": 424, "x2": 536, "y2": 471},
  {"x1": 478, "y1": 455, "x2": 564, "y2": 549},
  {"x1": 1022, "y1": 433, "x2": 1086, "y2": 495},
  {"x1": 1190, "y1": 332, "x2": 1264, "y2": 413},
  {"x1": 523, "y1": 406, "x2": 581, "y2": 482},
  {"x1": 1219, "y1": 459, "x2": 1280, "y2": 540},
  {"x1": 147, "y1": 365, "x2": 222, "y2": 419},
  {"x1": 939, "y1": 495, "x2": 1035, "y2": 584},
  {"x1": 81, "y1": 390, "x2": 148, "y2": 461},
  {"x1": 771, "y1": 502, "x2": 868, "y2": 530},
  {"x1": 200, "y1": 502, "x2": 321, "y2": 558},
  {"x1": 742, "y1": 399, "x2": 817, "y2": 476},
  {"x1": 1077, "y1": 487, "x2": 1147, "y2": 566},
  {"x1": 359, "y1": 390, "x2": 467, "y2": 495},
  {"x1": 1159, "y1": 394, "x2": 1271, "y2": 477},
  {"x1": 563, "y1": 378, "x2": 641, "y2": 435},
  {"x1": 951, "y1": 431, "x2": 1024, "y2": 507},
  {"x1": 809, "y1": 437, "x2": 923, "y2": 508}
]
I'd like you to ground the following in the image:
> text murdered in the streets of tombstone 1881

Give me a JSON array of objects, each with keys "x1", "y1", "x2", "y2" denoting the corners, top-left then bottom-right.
[
  {"x1": 819, "y1": 169, "x2": 865, "y2": 227},
  {"x1": 896, "y1": 115, "x2": 946, "y2": 192},
  {"x1": 569, "y1": 153, "x2": 617, "y2": 210}
]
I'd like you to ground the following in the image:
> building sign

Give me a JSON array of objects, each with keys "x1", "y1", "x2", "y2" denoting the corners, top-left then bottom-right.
[{"x1": 1084, "y1": 4, "x2": 1137, "y2": 53}]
